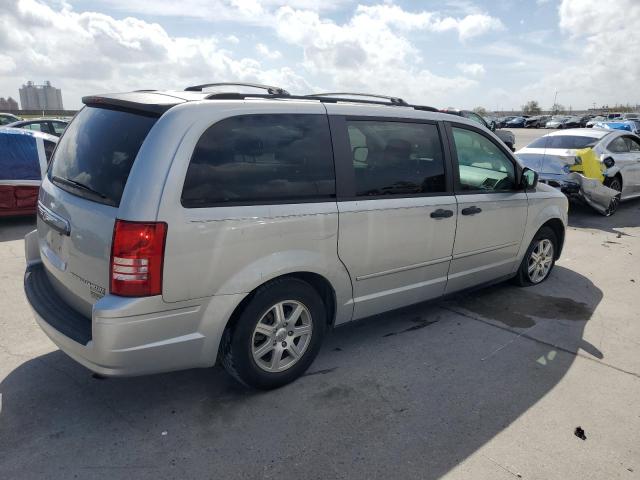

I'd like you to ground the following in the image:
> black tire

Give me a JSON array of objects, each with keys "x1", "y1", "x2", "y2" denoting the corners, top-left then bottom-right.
[
  {"x1": 513, "y1": 226, "x2": 557, "y2": 287},
  {"x1": 221, "y1": 277, "x2": 327, "y2": 390},
  {"x1": 603, "y1": 175, "x2": 622, "y2": 216}
]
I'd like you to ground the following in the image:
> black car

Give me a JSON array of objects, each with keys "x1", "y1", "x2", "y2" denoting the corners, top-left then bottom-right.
[
  {"x1": 441, "y1": 109, "x2": 516, "y2": 151},
  {"x1": 578, "y1": 115, "x2": 592, "y2": 127},
  {"x1": 6, "y1": 118, "x2": 69, "y2": 137},
  {"x1": 560, "y1": 116, "x2": 583, "y2": 129}
]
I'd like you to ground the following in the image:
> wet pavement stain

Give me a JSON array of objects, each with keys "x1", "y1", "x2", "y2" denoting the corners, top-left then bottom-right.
[
  {"x1": 449, "y1": 286, "x2": 592, "y2": 328},
  {"x1": 304, "y1": 367, "x2": 338, "y2": 377},
  {"x1": 383, "y1": 317, "x2": 439, "y2": 337}
]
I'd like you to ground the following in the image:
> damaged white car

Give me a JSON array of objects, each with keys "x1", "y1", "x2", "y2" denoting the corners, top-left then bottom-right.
[{"x1": 516, "y1": 129, "x2": 640, "y2": 215}]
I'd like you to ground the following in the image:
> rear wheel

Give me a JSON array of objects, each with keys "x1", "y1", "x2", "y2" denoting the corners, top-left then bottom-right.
[
  {"x1": 514, "y1": 227, "x2": 557, "y2": 286},
  {"x1": 603, "y1": 175, "x2": 622, "y2": 216},
  {"x1": 221, "y1": 278, "x2": 327, "y2": 389}
]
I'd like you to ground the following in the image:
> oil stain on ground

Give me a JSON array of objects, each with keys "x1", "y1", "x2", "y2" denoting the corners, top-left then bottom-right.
[
  {"x1": 383, "y1": 316, "x2": 439, "y2": 337},
  {"x1": 448, "y1": 286, "x2": 593, "y2": 328}
]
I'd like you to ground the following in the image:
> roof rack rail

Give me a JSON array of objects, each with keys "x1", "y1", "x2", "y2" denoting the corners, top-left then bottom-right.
[
  {"x1": 412, "y1": 105, "x2": 439, "y2": 112},
  {"x1": 305, "y1": 92, "x2": 408, "y2": 106},
  {"x1": 187, "y1": 88, "x2": 439, "y2": 112},
  {"x1": 184, "y1": 82, "x2": 290, "y2": 95}
]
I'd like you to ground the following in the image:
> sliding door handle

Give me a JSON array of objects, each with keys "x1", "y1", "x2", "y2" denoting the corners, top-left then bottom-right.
[
  {"x1": 461, "y1": 206, "x2": 482, "y2": 216},
  {"x1": 430, "y1": 209, "x2": 454, "y2": 218}
]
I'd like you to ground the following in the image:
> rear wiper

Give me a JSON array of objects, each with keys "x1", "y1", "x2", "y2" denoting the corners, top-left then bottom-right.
[{"x1": 52, "y1": 176, "x2": 116, "y2": 206}]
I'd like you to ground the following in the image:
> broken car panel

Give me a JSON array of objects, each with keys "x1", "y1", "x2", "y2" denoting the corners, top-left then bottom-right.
[{"x1": 516, "y1": 128, "x2": 640, "y2": 215}]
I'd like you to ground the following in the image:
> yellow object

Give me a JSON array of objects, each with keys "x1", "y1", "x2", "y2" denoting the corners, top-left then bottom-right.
[{"x1": 570, "y1": 148, "x2": 604, "y2": 182}]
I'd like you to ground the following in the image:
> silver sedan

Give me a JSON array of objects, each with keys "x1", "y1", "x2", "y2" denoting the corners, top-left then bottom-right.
[{"x1": 516, "y1": 128, "x2": 640, "y2": 214}]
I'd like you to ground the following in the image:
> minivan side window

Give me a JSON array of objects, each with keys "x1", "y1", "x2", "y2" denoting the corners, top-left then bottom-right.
[
  {"x1": 452, "y1": 127, "x2": 516, "y2": 191},
  {"x1": 182, "y1": 114, "x2": 335, "y2": 207},
  {"x1": 345, "y1": 120, "x2": 446, "y2": 197}
]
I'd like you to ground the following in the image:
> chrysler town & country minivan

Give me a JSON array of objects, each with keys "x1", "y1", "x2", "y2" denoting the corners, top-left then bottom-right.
[{"x1": 24, "y1": 84, "x2": 568, "y2": 389}]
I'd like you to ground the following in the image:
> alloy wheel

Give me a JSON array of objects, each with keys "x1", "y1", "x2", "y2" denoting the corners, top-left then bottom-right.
[
  {"x1": 527, "y1": 239, "x2": 554, "y2": 284},
  {"x1": 251, "y1": 300, "x2": 313, "y2": 373}
]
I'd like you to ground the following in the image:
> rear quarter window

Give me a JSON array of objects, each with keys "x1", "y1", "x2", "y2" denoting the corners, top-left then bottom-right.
[
  {"x1": 527, "y1": 135, "x2": 599, "y2": 149},
  {"x1": 49, "y1": 107, "x2": 157, "y2": 206},
  {"x1": 181, "y1": 114, "x2": 335, "y2": 207}
]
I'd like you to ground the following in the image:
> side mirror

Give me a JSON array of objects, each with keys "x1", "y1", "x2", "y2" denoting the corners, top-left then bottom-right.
[{"x1": 521, "y1": 167, "x2": 539, "y2": 190}]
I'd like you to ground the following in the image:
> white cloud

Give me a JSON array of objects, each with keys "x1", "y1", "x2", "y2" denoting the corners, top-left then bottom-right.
[
  {"x1": 431, "y1": 13, "x2": 505, "y2": 42},
  {"x1": 522, "y1": 0, "x2": 640, "y2": 107},
  {"x1": 225, "y1": 35, "x2": 240, "y2": 44},
  {"x1": 94, "y1": 0, "x2": 352, "y2": 24},
  {"x1": 256, "y1": 43, "x2": 282, "y2": 60},
  {"x1": 0, "y1": 0, "x2": 311, "y2": 108},
  {"x1": 274, "y1": 5, "x2": 481, "y2": 104},
  {"x1": 0, "y1": 54, "x2": 17, "y2": 74},
  {"x1": 457, "y1": 62, "x2": 485, "y2": 76}
]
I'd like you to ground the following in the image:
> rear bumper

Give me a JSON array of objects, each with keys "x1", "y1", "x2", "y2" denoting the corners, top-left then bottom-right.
[{"x1": 24, "y1": 253, "x2": 245, "y2": 377}]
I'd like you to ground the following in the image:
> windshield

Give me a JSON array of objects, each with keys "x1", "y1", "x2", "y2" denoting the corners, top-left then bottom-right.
[
  {"x1": 527, "y1": 135, "x2": 600, "y2": 149},
  {"x1": 49, "y1": 107, "x2": 157, "y2": 206}
]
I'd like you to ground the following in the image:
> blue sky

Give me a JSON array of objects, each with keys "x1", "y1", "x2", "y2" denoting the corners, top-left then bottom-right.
[{"x1": 0, "y1": 0, "x2": 638, "y2": 110}]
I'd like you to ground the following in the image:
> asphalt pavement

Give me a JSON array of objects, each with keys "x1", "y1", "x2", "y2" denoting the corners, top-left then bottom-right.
[{"x1": 1, "y1": 129, "x2": 639, "y2": 479}]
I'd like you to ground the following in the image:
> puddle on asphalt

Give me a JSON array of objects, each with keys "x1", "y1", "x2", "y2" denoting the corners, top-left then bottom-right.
[{"x1": 449, "y1": 286, "x2": 592, "y2": 328}]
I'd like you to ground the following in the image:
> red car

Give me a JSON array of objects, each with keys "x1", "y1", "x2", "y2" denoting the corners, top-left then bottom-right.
[{"x1": 0, "y1": 128, "x2": 57, "y2": 217}]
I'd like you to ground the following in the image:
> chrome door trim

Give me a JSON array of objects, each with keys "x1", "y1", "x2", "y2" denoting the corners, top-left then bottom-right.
[
  {"x1": 355, "y1": 256, "x2": 453, "y2": 281},
  {"x1": 350, "y1": 275, "x2": 448, "y2": 304},
  {"x1": 452, "y1": 241, "x2": 520, "y2": 260}
]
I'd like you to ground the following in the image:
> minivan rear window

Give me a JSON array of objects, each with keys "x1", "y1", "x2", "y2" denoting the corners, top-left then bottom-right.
[
  {"x1": 49, "y1": 107, "x2": 157, "y2": 206},
  {"x1": 527, "y1": 135, "x2": 599, "y2": 150},
  {"x1": 181, "y1": 114, "x2": 335, "y2": 207}
]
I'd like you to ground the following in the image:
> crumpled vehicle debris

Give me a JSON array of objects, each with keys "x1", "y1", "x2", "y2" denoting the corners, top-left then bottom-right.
[{"x1": 566, "y1": 148, "x2": 620, "y2": 215}]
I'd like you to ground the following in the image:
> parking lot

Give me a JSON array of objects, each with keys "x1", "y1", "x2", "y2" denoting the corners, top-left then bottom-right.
[{"x1": 1, "y1": 128, "x2": 639, "y2": 480}]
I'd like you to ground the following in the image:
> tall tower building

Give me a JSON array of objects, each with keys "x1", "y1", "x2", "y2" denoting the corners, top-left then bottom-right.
[{"x1": 19, "y1": 81, "x2": 64, "y2": 110}]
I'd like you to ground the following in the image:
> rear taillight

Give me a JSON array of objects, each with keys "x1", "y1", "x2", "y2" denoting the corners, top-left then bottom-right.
[{"x1": 110, "y1": 220, "x2": 167, "y2": 297}]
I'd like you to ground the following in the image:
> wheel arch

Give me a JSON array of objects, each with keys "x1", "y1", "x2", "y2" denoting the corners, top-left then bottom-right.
[
  {"x1": 540, "y1": 218, "x2": 565, "y2": 259},
  {"x1": 218, "y1": 271, "x2": 339, "y2": 358}
]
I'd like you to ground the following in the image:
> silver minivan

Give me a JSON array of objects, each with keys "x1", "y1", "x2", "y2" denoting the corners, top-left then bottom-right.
[{"x1": 24, "y1": 84, "x2": 568, "y2": 389}]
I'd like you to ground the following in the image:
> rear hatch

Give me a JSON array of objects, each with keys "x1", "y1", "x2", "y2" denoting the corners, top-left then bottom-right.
[{"x1": 38, "y1": 105, "x2": 159, "y2": 317}]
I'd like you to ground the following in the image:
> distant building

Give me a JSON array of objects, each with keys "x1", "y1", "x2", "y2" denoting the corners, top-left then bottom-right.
[
  {"x1": 0, "y1": 97, "x2": 19, "y2": 110},
  {"x1": 19, "y1": 81, "x2": 64, "y2": 110}
]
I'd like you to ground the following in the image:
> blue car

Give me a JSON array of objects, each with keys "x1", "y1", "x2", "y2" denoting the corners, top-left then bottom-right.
[{"x1": 594, "y1": 120, "x2": 640, "y2": 135}]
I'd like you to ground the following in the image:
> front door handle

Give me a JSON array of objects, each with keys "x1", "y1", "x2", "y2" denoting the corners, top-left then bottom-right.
[
  {"x1": 461, "y1": 206, "x2": 482, "y2": 216},
  {"x1": 430, "y1": 209, "x2": 454, "y2": 219}
]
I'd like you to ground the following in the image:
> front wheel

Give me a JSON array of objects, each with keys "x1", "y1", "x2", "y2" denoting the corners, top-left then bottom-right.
[
  {"x1": 220, "y1": 278, "x2": 327, "y2": 389},
  {"x1": 603, "y1": 176, "x2": 622, "y2": 216},
  {"x1": 514, "y1": 227, "x2": 557, "y2": 286}
]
